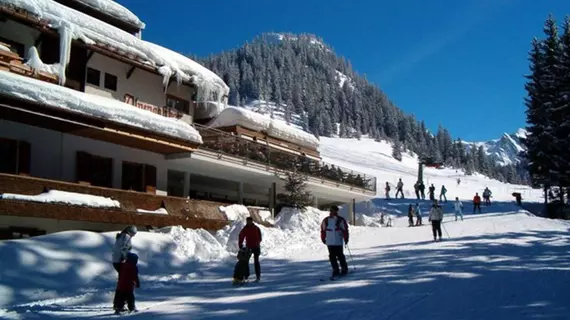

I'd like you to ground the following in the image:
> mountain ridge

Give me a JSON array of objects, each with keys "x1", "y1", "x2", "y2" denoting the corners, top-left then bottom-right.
[
  {"x1": 465, "y1": 128, "x2": 527, "y2": 166},
  {"x1": 198, "y1": 32, "x2": 530, "y2": 185}
]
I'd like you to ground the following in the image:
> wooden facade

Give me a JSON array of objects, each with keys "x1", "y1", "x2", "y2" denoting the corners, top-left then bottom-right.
[
  {"x1": 214, "y1": 125, "x2": 321, "y2": 160},
  {"x1": 0, "y1": 173, "x2": 229, "y2": 230}
]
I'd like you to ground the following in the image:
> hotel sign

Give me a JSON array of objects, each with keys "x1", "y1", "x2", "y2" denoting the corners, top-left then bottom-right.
[{"x1": 124, "y1": 94, "x2": 181, "y2": 119}]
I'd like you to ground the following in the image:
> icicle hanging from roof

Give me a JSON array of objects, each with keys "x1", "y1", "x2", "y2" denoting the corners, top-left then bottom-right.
[{"x1": 57, "y1": 25, "x2": 73, "y2": 85}]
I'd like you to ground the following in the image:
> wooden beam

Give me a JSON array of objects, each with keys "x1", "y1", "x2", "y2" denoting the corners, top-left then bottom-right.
[
  {"x1": 86, "y1": 50, "x2": 94, "y2": 63},
  {"x1": 126, "y1": 65, "x2": 136, "y2": 79}
]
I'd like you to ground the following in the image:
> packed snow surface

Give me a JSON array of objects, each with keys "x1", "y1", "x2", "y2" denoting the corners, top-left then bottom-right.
[
  {"x1": 207, "y1": 106, "x2": 319, "y2": 149},
  {"x1": 72, "y1": 0, "x2": 145, "y2": 29},
  {"x1": 0, "y1": 70, "x2": 203, "y2": 144},
  {"x1": 0, "y1": 0, "x2": 228, "y2": 102},
  {"x1": 0, "y1": 189, "x2": 120, "y2": 207},
  {"x1": 1, "y1": 200, "x2": 569, "y2": 319}
]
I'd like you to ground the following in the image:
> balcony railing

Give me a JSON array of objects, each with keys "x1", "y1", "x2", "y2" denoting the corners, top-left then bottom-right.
[{"x1": 193, "y1": 124, "x2": 377, "y2": 192}]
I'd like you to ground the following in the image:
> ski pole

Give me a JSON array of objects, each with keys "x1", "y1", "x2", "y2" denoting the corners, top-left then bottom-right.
[
  {"x1": 346, "y1": 244, "x2": 356, "y2": 271},
  {"x1": 441, "y1": 221, "x2": 450, "y2": 239}
]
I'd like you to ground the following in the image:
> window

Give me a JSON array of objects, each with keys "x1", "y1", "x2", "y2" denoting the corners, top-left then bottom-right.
[
  {"x1": 0, "y1": 139, "x2": 17, "y2": 174},
  {"x1": 167, "y1": 170, "x2": 185, "y2": 197},
  {"x1": 76, "y1": 151, "x2": 113, "y2": 187},
  {"x1": 0, "y1": 138, "x2": 30, "y2": 175},
  {"x1": 104, "y1": 72, "x2": 118, "y2": 91},
  {"x1": 86, "y1": 67, "x2": 100, "y2": 86},
  {"x1": 166, "y1": 95, "x2": 190, "y2": 114},
  {"x1": 121, "y1": 161, "x2": 156, "y2": 193},
  {"x1": 121, "y1": 161, "x2": 143, "y2": 192}
]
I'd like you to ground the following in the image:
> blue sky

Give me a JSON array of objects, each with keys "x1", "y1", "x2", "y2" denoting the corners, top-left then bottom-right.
[{"x1": 118, "y1": 0, "x2": 568, "y2": 141}]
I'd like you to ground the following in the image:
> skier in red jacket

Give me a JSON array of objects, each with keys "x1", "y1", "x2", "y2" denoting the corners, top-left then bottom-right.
[
  {"x1": 238, "y1": 217, "x2": 263, "y2": 282},
  {"x1": 114, "y1": 253, "x2": 140, "y2": 314}
]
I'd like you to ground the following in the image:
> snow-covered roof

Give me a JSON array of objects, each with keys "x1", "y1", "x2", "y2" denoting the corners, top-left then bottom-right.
[
  {"x1": 194, "y1": 101, "x2": 226, "y2": 120},
  {"x1": 206, "y1": 106, "x2": 319, "y2": 150},
  {"x1": 0, "y1": 0, "x2": 229, "y2": 103},
  {"x1": 70, "y1": 0, "x2": 145, "y2": 29},
  {"x1": 0, "y1": 70, "x2": 203, "y2": 144}
]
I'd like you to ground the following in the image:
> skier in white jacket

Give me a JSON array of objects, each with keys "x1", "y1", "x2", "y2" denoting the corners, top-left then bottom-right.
[
  {"x1": 320, "y1": 205, "x2": 349, "y2": 278},
  {"x1": 428, "y1": 200, "x2": 444, "y2": 241},
  {"x1": 112, "y1": 225, "x2": 137, "y2": 273},
  {"x1": 454, "y1": 197, "x2": 464, "y2": 221}
]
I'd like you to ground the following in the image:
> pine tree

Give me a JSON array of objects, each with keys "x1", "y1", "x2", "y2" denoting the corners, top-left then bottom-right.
[
  {"x1": 557, "y1": 17, "x2": 570, "y2": 188},
  {"x1": 276, "y1": 170, "x2": 314, "y2": 210},
  {"x1": 523, "y1": 18, "x2": 559, "y2": 188},
  {"x1": 392, "y1": 139, "x2": 403, "y2": 161}
]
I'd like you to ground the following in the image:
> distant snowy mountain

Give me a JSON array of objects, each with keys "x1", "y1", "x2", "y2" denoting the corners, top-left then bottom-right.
[{"x1": 464, "y1": 128, "x2": 527, "y2": 166}]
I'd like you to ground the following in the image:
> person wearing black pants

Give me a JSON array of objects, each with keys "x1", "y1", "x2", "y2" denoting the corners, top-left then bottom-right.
[
  {"x1": 321, "y1": 205, "x2": 350, "y2": 277},
  {"x1": 429, "y1": 200, "x2": 444, "y2": 242},
  {"x1": 327, "y1": 245, "x2": 348, "y2": 274},
  {"x1": 431, "y1": 220, "x2": 442, "y2": 240},
  {"x1": 238, "y1": 217, "x2": 263, "y2": 282},
  {"x1": 251, "y1": 247, "x2": 261, "y2": 280}
]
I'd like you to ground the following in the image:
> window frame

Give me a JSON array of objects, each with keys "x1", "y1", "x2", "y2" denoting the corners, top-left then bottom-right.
[
  {"x1": 104, "y1": 72, "x2": 118, "y2": 91},
  {"x1": 86, "y1": 67, "x2": 101, "y2": 86}
]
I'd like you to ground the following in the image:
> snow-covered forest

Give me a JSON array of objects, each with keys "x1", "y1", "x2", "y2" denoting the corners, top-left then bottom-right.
[{"x1": 199, "y1": 33, "x2": 530, "y2": 184}]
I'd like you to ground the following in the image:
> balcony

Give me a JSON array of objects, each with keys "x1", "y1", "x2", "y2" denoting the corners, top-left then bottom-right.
[
  {"x1": 193, "y1": 124, "x2": 377, "y2": 193},
  {"x1": 0, "y1": 173, "x2": 229, "y2": 231},
  {"x1": 0, "y1": 43, "x2": 59, "y2": 84}
]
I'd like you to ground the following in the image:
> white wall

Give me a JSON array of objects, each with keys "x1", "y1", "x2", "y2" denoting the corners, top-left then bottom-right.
[
  {"x1": 0, "y1": 120, "x2": 271, "y2": 201},
  {"x1": 85, "y1": 53, "x2": 195, "y2": 121}
]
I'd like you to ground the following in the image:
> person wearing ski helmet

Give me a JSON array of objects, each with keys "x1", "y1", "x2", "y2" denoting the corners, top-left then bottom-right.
[
  {"x1": 320, "y1": 205, "x2": 349, "y2": 277},
  {"x1": 112, "y1": 225, "x2": 137, "y2": 273}
]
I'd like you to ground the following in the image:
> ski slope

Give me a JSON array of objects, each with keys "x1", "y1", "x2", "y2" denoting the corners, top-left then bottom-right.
[
  {"x1": 319, "y1": 136, "x2": 541, "y2": 202},
  {"x1": 1, "y1": 137, "x2": 566, "y2": 320}
]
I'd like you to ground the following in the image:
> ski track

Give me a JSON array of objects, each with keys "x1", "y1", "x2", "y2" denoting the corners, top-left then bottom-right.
[{"x1": 3, "y1": 207, "x2": 570, "y2": 319}]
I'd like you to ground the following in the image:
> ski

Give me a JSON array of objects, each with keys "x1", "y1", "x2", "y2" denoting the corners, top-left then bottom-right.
[{"x1": 320, "y1": 270, "x2": 354, "y2": 282}]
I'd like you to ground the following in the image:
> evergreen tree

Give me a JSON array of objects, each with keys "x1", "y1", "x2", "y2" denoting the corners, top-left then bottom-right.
[
  {"x1": 557, "y1": 17, "x2": 570, "y2": 187},
  {"x1": 392, "y1": 139, "x2": 403, "y2": 162},
  {"x1": 522, "y1": 17, "x2": 561, "y2": 188},
  {"x1": 277, "y1": 169, "x2": 314, "y2": 210}
]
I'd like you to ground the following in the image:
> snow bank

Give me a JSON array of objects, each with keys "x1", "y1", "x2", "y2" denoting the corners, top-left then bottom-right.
[
  {"x1": 137, "y1": 208, "x2": 168, "y2": 215},
  {"x1": 355, "y1": 213, "x2": 383, "y2": 228},
  {"x1": 0, "y1": 70, "x2": 203, "y2": 144},
  {"x1": 0, "y1": 189, "x2": 120, "y2": 208},
  {"x1": 72, "y1": 0, "x2": 145, "y2": 29},
  {"x1": 163, "y1": 226, "x2": 230, "y2": 262},
  {"x1": 215, "y1": 206, "x2": 329, "y2": 256},
  {"x1": 1, "y1": 0, "x2": 228, "y2": 102},
  {"x1": 207, "y1": 106, "x2": 319, "y2": 149},
  {"x1": 274, "y1": 207, "x2": 327, "y2": 233},
  {"x1": 219, "y1": 204, "x2": 250, "y2": 221}
]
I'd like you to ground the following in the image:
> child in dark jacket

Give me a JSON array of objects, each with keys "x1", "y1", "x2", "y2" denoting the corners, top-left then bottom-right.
[{"x1": 114, "y1": 253, "x2": 140, "y2": 314}]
